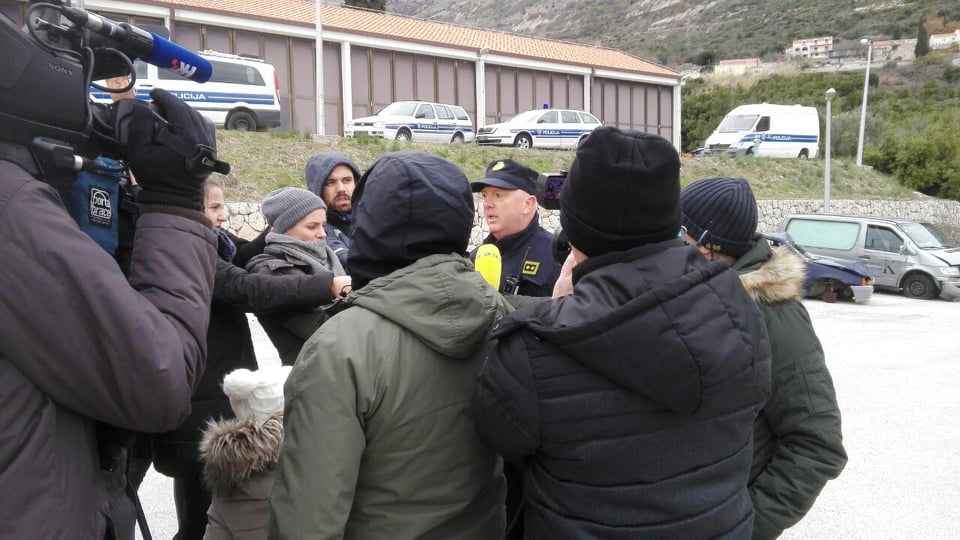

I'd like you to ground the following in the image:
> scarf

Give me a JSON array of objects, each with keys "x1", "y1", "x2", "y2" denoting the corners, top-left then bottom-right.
[
  {"x1": 214, "y1": 228, "x2": 237, "y2": 263},
  {"x1": 247, "y1": 232, "x2": 346, "y2": 276}
]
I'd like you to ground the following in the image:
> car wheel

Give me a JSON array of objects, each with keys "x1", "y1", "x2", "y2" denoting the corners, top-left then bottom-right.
[
  {"x1": 838, "y1": 285, "x2": 855, "y2": 301},
  {"x1": 821, "y1": 290, "x2": 838, "y2": 303},
  {"x1": 902, "y1": 273, "x2": 937, "y2": 300},
  {"x1": 226, "y1": 111, "x2": 257, "y2": 131},
  {"x1": 395, "y1": 128, "x2": 412, "y2": 142},
  {"x1": 798, "y1": 149, "x2": 809, "y2": 159},
  {"x1": 514, "y1": 134, "x2": 532, "y2": 149},
  {"x1": 451, "y1": 132, "x2": 464, "y2": 144}
]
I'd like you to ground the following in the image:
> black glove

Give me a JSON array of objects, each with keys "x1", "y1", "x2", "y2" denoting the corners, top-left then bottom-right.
[{"x1": 117, "y1": 88, "x2": 228, "y2": 210}]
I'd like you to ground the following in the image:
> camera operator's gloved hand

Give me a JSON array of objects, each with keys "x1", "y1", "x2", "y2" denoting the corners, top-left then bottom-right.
[{"x1": 122, "y1": 89, "x2": 219, "y2": 210}]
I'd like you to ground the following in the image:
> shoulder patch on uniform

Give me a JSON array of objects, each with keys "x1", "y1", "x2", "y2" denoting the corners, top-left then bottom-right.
[{"x1": 521, "y1": 260, "x2": 540, "y2": 275}]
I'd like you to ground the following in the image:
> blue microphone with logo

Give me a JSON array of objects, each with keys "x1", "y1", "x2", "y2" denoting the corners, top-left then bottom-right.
[{"x1": 61, "y1": 7, "x2": 213, "y2": 83}]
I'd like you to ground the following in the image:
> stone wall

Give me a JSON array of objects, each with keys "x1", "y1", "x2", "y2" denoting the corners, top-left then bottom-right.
[{"x1": 227, "y1": 197, "x2": 960, "y2": 245}]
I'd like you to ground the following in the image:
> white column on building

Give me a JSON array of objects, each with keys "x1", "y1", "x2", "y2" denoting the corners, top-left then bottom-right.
[
  {"x1": 584, "y1": 69, "x2": 593, "y2": 112},
  {"x1": 475, "y1": 46, "x2": 489, "y2": 128},
  {"x1": 673, "y1": 84, "x2": 682, "y2": 150},
  {"x1": 341, "y1": 41, "x2": 352, "y2": 132},
  {"x1": 314, "y1": 0, "x2": 324, "y2": 135}
]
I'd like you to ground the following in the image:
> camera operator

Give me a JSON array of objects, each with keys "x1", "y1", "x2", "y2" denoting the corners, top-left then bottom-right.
[
  {"x1": 472, "y1": 127, "x2": 773, "y2": 538},
  {"x1": 1, "y1": 72, "x2": 220, "y2": 540}
]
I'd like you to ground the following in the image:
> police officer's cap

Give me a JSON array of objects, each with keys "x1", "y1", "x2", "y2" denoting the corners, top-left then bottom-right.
[{"x1": 471, "y1": 159, "x2": 538, "y2": 195}]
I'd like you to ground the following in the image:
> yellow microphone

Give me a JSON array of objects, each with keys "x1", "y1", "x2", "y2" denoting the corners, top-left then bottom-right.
[{"x1": 475, "y1": 244, "x2": 502, "y2": 291}]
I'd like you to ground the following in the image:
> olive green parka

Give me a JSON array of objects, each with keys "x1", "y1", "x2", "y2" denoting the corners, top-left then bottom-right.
[{"x1": 734, "y1": 236, "x2": 848, "y2": 539}]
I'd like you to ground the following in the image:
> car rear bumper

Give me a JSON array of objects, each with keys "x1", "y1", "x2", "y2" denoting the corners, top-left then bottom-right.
[{"x1": 257, "y1": 110, "x2": 282, "y2": 128}]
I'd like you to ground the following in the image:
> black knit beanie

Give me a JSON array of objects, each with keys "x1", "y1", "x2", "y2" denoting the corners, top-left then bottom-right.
[
  {"x1": 559, "y1": 126, "x2": 681, "y2": 256},
  {"x1": 680, "y1": 176, "x2": 758, "y2": 258}
]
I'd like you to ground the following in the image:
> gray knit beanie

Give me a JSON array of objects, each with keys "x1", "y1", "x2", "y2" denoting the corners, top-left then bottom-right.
[
  {"x1": 261, "y1": 187, "x2": 327, "y2": 233},
  {"x1": 680, "y1": 176, "x2": 758, "y2": 258}
]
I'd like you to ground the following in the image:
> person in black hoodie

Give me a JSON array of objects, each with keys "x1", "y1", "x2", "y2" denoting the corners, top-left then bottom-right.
[
  {"x1": 472, "y1": 127, "x2": 773, "y2": 539},
  {"x1": 150, "y1": 180, "x2": 343, "y2": 540}
]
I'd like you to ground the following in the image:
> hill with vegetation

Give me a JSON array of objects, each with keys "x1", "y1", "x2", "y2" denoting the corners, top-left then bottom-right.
[
  {"x1": 386, "y1": 0, "x2": 960, "y2": 65},
  {"x1": 683, "y1": 54, "x2": 960, "y2": 200}
]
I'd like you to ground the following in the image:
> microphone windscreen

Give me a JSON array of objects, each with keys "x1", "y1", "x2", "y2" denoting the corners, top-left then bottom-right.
[
  {"x1": 146, "y1": 34, "x2": 214, "y2": 83},
  {"x1": 475, "y1": 244, "x2": 502, "y2": 291}
]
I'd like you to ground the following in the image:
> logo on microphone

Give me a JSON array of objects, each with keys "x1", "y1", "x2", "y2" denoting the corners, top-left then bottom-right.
[{"x1": 169, "y1": 58, "x2": 198, "y2": 79}]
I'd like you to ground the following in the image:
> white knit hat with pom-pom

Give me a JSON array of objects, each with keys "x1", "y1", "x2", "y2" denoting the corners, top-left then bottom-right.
[{"x1": 222, "y1": 365, "x2": 292, "y2": 424}]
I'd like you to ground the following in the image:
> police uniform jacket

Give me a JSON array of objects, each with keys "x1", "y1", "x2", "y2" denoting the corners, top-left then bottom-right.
[{"x1": 474, "y1": 215, "x2": 561, "y2": 297}]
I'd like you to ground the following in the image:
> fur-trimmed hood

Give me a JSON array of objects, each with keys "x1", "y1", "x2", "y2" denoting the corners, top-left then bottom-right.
[
  {"x1": 200, "y1": 412, "x2": 283, "y2": 494},
  {"x1": 736, "y1": 240, "x2": 806, "y2": 305}
]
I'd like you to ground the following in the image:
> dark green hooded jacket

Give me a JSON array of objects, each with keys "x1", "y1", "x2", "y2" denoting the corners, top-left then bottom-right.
[{"x1": 734, "y1": 236, "x2": 848, "y2": 539}]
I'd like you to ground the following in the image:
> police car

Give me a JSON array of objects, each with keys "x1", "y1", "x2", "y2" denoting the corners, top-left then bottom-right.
[
  {"x1": 344, "y1": 101, "x2": 475, "y2": 143},
  {"x1": 476, "y1": 108, "x2": 601, "y2": 149},
  {"x1": 91, "y1": 50, "x2": 282, "y2": 131}
]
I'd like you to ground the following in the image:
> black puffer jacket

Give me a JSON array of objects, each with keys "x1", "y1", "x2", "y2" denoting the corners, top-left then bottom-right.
[
  {"x1": 152, "y1": 241, "x2": 335, "y2": 478},
  {"x1": 473, "y1": 240, "x2": 773, "y2": 539}
]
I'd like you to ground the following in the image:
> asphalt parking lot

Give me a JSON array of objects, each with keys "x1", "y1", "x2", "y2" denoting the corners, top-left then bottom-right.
[{"x1": 136, "y1": 292, "x2": 960, "y2": 539}]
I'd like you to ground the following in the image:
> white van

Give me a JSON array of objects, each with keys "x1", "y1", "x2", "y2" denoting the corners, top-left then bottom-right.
[
  {"x1": 701, "y1": 103, "x2": 820, "y2": 159},
  {"x1": 92, "y1": 50, "x2": 282, "y2": 131},
  {"x1": 344, "y1": 101, "x2": 475, "y2": 143},
  {"x1": 778, "y1": 214, "x2": 960, "y2": 300}
]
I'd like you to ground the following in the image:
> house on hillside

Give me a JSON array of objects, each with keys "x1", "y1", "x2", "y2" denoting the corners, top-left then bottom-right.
[
  {"x1": 787, "y1": 36, "x2": 833, "y2": 59},
  {"x1": 713, "y1": 58, "x2": 761, "y2": 79},
  {"x1": 929, "y1": 30, "x2": 960, "y2": 50},
  {"x1": 0, "y1": 0, "x2": 681, "y2": 146},
  {"x1": 873, "y1": 39, "x2": 917, "y2": 62}
]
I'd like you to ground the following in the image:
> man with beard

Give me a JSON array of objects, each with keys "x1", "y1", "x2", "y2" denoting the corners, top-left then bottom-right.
[{"x1": 306, "y1": 152, "x2": 362, "y2": 270}]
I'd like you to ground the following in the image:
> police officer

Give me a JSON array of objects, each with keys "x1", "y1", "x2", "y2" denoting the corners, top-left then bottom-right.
[{"x1": 471, "y1": 159, "x2": 561, "y2": 297}]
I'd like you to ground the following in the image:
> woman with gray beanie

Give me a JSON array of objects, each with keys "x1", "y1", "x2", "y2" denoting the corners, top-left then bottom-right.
[{"x1": 246, "y1": 187, "x2": 350, "y2": 364}]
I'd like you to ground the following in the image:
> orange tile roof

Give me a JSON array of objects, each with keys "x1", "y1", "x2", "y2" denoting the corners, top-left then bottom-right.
[{"x1": 147, "y1": 0, "x2": 678, "y2": 79}]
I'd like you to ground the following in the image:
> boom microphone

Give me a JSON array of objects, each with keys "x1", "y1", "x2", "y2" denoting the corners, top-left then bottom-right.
[
  {"x1": 475, "y1": 244, "x2": 503, "y2": 292},
  {"x1": 61, "y1": 7, "x2": 213, "y2": 83}
]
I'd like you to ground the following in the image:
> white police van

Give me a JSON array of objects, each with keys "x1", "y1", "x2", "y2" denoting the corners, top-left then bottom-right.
[
  {"x1": 92, "y1": 50, "x2": 282, "y2": 131},
  {"x1": 700, "y1": 103, "x2": 820, "y2": 158}
]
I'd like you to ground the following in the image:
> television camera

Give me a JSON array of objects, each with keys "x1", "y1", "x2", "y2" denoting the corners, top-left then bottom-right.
[
  {"x1": 0, "y1": 0, "x2": 224, "y2": 184},
  {"x1": 535, "y1": 171, "x2": 571, "y2": 265}
]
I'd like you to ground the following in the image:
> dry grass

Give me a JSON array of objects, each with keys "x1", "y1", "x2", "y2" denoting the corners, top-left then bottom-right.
[{"x1": 214, "y1": 130, "x2": 917, "y2": 203}]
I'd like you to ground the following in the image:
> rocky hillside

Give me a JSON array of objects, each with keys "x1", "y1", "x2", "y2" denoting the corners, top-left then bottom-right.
[{"x1": 386, "y1": 0, "x2": 960, "y2": 65}]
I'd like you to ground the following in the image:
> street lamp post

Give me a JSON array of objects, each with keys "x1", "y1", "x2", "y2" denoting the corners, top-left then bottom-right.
[
  {"x1": 824, "y1": 87, "x2": 836, "y2": 213},
  {"x1": 855, "y1": 38, "x2": 873, "y2": 166}
]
